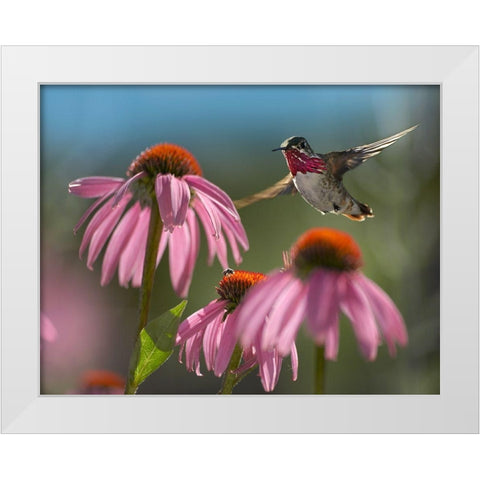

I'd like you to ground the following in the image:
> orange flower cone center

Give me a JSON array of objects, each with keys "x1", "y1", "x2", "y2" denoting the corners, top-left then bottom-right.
[
  {"x1": 127, "y1": 143, "x2": 202, "y2": 178},
  {"x1": 216, "y1": 269, "x2": 266, "y2": 307},
  {"x1": 291, "y1": 228, "x2": 363, "y2": 276}
]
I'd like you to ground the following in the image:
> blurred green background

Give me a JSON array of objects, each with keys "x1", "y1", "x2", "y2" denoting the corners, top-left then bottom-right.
[{"x1": 40, "y1": 85, "x2": 439, "y2": 394}]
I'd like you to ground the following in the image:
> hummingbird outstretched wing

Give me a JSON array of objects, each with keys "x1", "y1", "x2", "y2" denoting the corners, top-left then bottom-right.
[
  {"x1": 325, "y1": 124, "x2": 418, "y2": 180},
  {"x1": 234, "y1": 173, "x2": 296, "y2": 209}
]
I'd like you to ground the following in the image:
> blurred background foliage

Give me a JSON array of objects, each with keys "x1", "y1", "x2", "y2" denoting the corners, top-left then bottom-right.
[{"x1": 40, "y1": 85, "x2": 439, "y2": 394}]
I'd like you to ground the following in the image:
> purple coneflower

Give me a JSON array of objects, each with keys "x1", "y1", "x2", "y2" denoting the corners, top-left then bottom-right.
[
  {"x1": 237, "y1": 228, "x2": 408, "y2": 362},
  {"x1": 176, "y1": 269, "x2": 298, "y2": 392},
  {"x1": 69, "y1": 144, "x2": 248, "y2": 297}
]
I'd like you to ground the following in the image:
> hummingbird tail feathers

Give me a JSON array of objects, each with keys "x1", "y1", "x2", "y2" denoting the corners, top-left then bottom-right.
[{"x1": 342, "y1": 202, "x2": 374, "y2": 221}]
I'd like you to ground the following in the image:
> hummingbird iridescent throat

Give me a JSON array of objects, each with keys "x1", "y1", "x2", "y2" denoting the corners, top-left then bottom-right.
[{"x1": 234, "y1": 125, "x2": 418, "y2": 221}]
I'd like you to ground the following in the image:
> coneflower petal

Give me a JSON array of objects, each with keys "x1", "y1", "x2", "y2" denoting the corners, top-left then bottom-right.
[
  {"x1": 86, "y1": 193, "x2": 131, "y2": 270},
  {"x1": 68, "y1": 176, "x2": 125, "y2": 198},
  {"x1": 101, "y1": 202, "x2": 142, "y2": 286},
  {"x1": 340, "y1": 275, "x2": 380, "y2": 361},
  {"x1": 356, "y1": 274, "x2": 408, "y2": 355},
  {"x1": 184, "y1": 175, "x2": 239, "y2": 219},
  {"x1": 176, "y1": 299, "x2": 228, "y2": 344},
  {"x1": 306, "y1": 269, "x2": 339, "y2": 339},
  {"x1": 118, "y1": 208, "x2": 149, "y2": 287},
  {"x1": 214, "y1": 309, "x2": 240, "y2": 377},
  {"x1": 237, "y1": 271, "x2": 293, "y2": 347}
]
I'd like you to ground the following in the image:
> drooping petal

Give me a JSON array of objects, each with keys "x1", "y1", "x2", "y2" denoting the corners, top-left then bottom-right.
[
  {"x1": 236, "y1": 271, "x2": 294, "y2": 347},
  {"x1": 87, "y1": 193, "x2": 132, "y2": 270},
  {"x1": 214, "y1": 309, "x2": 240, "y2": 377},
  {"x1": 184, "y1": 332, "x2": 204, "y2": 375},
  {"x1": 176, "y1": 299, "x2": 228, "y2": 344},
  {"x1": 222, "y1": 221, "x2": 243, "y2": 264},
  {"x1": 290, "y1": 343, "x2": 298, "y2": 381},
  {"x1": 69, "y1": 176, "x2": 125, "y2": 198},
  {"x1": 216, "y1": 207, "x2": 249, "y2": 251},
  {"x1": 215, "y1": 231, "x2": 229, "y2": 270},
  {"x1": 339, "y1": 274, "x2": 380, "y2": 361},
  {"x1": 257, "y1": 347, "x2": 281, "y2": 392},
  {"x1": 193, "y1": 192, "x2": 221, "y2": 239},
  {"x1": 184, "y1": 175, "x2": 239, "y2": 219},
  {"x1": 192, "y1": 197, "x2": 218, "y2": 265},
  {"x1": 356, "y1": 273, "x2": 408, "y2": 356},
  {"x1": 40, "y1": 313, "x2": 58, "y2": 342},
  {"x1": 323, "y1": 321, "x2": 340, "y2": 361},
  {"x1": 305, "y1": 270, "x2": 340, "y2": 340},
  {"x1": 168, "y1": 220, "x2": 192, "y2": 298},
  {"x1": 156, "y1": 229, "x2": 170, "y2": 266},
  {"x1": 79, "y1": 196, "x2": 118, "y2": 258},
  {"x1": 118, "y1": 207, "x2": 150, "y2": 287},
  {"x1": 170, "y1": 175, "x2": 191, "y2": 227},
  {"x1": 185, "y1": 208, "x2": 200, "y2": 277},
  {"x1": 112, "y1": 171, "x2": 146, "y2": 206},
  {"x1": 261, "y1": 277, "x2": 305, "y2": 350},
  {"x1": 202, "y1": 311, "x2": 225, "y2": 371},
  {"x1": 73, "y1": 191, "x2": 115, "y2": 234},
  {"x1": 276, "y1": 286, "x2": 308, "y2": 356},
  {"x1": 155, "y1": 174, "x2": 191, "y2": 232},
  {"x1": 101, "y1": 202, "x2": 142, "y2": 286},
  {"x1": 155, "y1": 174, "x2": 174, "y2": 231}
]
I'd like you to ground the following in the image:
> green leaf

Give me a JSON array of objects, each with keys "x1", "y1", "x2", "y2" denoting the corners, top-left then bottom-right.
[{"x1": 125, "y1": 300, "x2": 187, "y2": 394}]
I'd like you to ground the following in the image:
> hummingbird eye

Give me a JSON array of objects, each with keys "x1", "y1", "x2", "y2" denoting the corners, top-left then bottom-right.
[{"x1": 298, "y1": 141, "x2": 306, "y2": 149}]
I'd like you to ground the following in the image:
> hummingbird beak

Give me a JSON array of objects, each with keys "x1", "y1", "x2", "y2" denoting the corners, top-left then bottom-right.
[{"x1": 272, "y1": 147, "x2": 287, "y2": 152}]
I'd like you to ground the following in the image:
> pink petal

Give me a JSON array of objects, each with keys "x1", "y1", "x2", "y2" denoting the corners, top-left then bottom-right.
[
  {"x1": 193, "y1": 192, "x2": 221, "y2": 239},
  {"x1": 185, "y1": 332, "x2": 204, "y2": 375},
  {"x1": 216, "y1": 207, "x2": 249, "y2": 250},
  {"x1": 184, "y1": 175, "x2": 239, "y2": 219},
  {"x1": 155, "y1": 174, "x2": 190, "y2": 232},
  {"x1": 276, "y1": 286, "x2": 308, "y2": 356},
  {"x1": 185, "y1": 208, "x2": 200, "y2": 274},
  {"x1": 215, "y1": 231, "x2": 229, "y2": 270},
  {"x1": 73, "y1": 191, "x2": 115, "y2": 234},
  {"x1": 236, "y1": 271, "x2": 293, "y2": 347},
  {"x1": 257, "y1": 347, "x2": 281, "y2": 392},
  {"x1": 40, "y1": 313, "x2": 58, "y2": 342},
  {"x1": 118, "y1": 207, "x2": 150, "y2": 287},
  {"x1": 290, "y1": 343, "x2": 298, "y2": 381},
  {"x1": 192, "y1": 198, "x2": 217, "y2": 265},
  {"x1": 69, "y1": 176, "x2": 125, "y2": 198},
  {"x1": 176, "y1": 299, "x2": 228, "y2": 344},
  {"x1": 169, "y1": 221, "x2": 195, "y2": 298},
  {"x1": 340, "y1": 274, "x2": 380, "y2": 361},
  {"x1": 79, "y1": 196, "x2": 118, "y2": 258},
  {"x1": 222, "y1": 222, "x2": 243, "y2": 264},
  {"x1": 305, "y1": 270, "x2": 340, "y2": 339},
  {"x1": 233, "y1": 347, "x2": 257, "y2": 375},
  {"x1": 112, "y1": 171, "x2": 146, "y2": 206},
  {"x1": 261, "y1": 277, "x2": 305, "y2": 350},
  {"x1": 86, "y1": 193, "x2": 131, "y2": 269},
  {"x1": 323, "y1": 321, "x2": 340, "y2": 361},
  {"x1": 169, "y1": 176, "x2": 191, "y2": 227},
  {"x1": 214, "y1": 309, "x2": 240, "y2": 377},
  {"x1": 156, "y1": 229, "x2": 170, "y2": 266},
  {"x1": 101, "y1": 202, "x2": 142, "y2": 286},
  {"x1": 202, "y1": 311, "x2": 225, "y2": 371},
  {"x1": 356, "y1": 274, "x2": 408, "y2": 356}
]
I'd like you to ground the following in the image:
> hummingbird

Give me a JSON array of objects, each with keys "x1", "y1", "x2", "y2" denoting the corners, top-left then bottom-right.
[{"x1": 234, "y1": 125, "x2": 418, "y2": 221}]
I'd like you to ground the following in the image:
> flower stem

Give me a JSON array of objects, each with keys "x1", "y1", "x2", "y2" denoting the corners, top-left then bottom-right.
[
  {"x1": 136, "y1": 203, "x2": 162, "y2": 338},
  {"x1": 219, "y1": 344, "x2": 243, "y2": 394},
  {"x1": 314, "y1": 345, "x2": 326, "y2": 394},
  {"x1": 124, "y1": 203, "x2": 162, "y2": 395}
]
